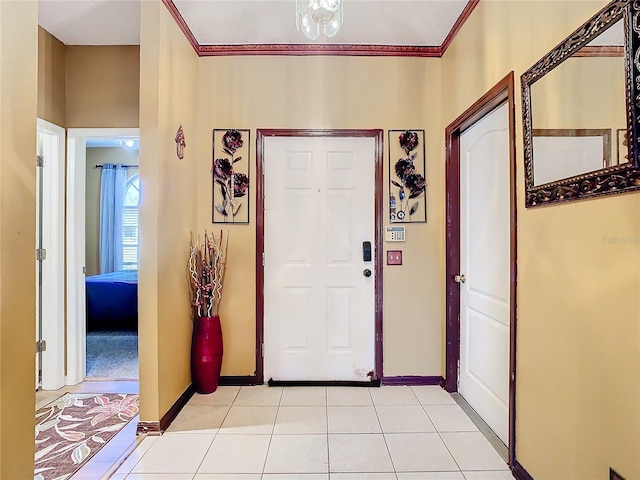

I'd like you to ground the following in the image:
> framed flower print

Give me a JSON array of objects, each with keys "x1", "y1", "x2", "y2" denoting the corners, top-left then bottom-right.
[
  {"x1": 212, "y1": 129, "x2": 250, "y2": 224},
  {"x1": 388, "y1": 129, "x2": 427, "y2": 223}
]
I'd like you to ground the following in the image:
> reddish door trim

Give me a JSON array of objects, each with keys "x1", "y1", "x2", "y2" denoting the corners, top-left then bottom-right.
[
  {"x1": 255, "y1": 129, "x2": 384, "y2": 384},
  {"x1": 444, "y1": 72, "x2": 518, "y2": 466}
]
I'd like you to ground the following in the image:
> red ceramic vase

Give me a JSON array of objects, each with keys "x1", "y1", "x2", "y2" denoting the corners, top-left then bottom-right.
[{"x1": 191, "y1": 315, "x2": 223, "y2": 394}]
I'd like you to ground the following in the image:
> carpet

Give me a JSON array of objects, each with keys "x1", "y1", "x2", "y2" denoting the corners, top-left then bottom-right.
[
  {"x1": 34, "y1": 393, "x2": 139, "y2": 480},
  {"x1": 86, "y1": 331, "x2": 138, "y2": 379}
]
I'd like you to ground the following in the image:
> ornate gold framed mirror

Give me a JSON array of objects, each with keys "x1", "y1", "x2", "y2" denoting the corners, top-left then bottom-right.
[{"x1": 521, "y1": 0, "x2": 640, "y2": 207}]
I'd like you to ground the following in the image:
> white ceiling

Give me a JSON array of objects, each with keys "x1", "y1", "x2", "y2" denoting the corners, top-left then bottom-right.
[
  {"x1": 38, "y1": 0, "x2": 470, "y2": 48},
  {"x1": 86, "y1": 137, "x2": 140, "y2": 149},
  {"x1": 38, "y1": 0, "x2": 141, "y2": 46}
]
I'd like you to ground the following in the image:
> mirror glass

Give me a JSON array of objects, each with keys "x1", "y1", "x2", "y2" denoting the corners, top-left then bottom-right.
[
  {"x1": 530, "y1": 20, "x2": 626, "y2": 185},
  {"x1": 521, "y1": 1, "x2": 640, "y2": 207}
]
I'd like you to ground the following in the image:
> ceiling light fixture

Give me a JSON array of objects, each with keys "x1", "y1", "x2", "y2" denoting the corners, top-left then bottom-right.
[{"x1": 296, "y1": 0, "x2": 343, "y2": 41}]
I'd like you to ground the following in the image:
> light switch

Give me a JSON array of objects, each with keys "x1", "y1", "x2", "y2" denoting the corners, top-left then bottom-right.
[{"x1": 387, "y1": 250, "x2": 402, "y2": 266}]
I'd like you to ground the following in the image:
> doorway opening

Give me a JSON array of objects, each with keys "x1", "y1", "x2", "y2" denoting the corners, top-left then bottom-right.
[{"x1": 67, "y1": 128, "x2": 140, "y2": 384}]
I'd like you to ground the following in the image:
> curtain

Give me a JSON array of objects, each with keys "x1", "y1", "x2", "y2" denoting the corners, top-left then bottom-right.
[{"x1": 99, "y1": 164, "x2": 127, "y2": 273}]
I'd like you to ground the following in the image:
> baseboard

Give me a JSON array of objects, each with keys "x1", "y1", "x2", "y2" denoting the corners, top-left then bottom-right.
[
  {"x1": 219, "y1": 375, "x2": 259, "y2": 386},
  {"x1": 512, "y1": 459, "x2": 534, "y2": 480},
  {"x1": 268, "y1": 378, "x2": 381, "y2": 387},
  {"x1": 136, "y1": 383, "x2": 196, "y2": 435},
  {"x1": 136, "y1": 421, "x2": 161, "y2": 435},
  {"x1": 381, "y1": 375, "x2": 444, "y2": 386},
  {"x1": 160, "y1": 383, "x2": 196, "y2": 431}
]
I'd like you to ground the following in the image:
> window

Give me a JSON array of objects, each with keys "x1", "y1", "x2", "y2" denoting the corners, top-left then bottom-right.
[{"x1": 122, "y1": 174, "x2": 140, "y2": 270}]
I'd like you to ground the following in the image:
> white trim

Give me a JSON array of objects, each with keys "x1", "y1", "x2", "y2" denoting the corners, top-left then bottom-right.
[
  {"x1": 66, "y1": 127, "x2": 139, "y2": 385},
  {"x1": 37, "y1": 118, "x2": 66, "y2": 390}
]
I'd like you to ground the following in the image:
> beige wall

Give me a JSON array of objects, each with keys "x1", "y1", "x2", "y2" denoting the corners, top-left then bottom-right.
[
  {"x1": 140, "y1": 11, "x2": 446, "y2": 423},
  {"x1": 37, "y1": 29, "x2": 140, "y2": 130},
  {"x1": 138, "y1": 0, "x2": 199, "y2": 422},
  {"x1": 0, "y1": 2, "x2": 38, "y2": 479},
  {"x1": 197, "y1": 56, "x2": 444, "y2": 377},
  {"x1": 66, "y1": 45, "x2": 140, "y2": 128},
  {"x1": 442, "y1": 1, "x2": 640, "y2": 479},
  {"x1": 85, "y1": 148, "x2": 140, "y2": 277},
  {"x1": 37, "y1": 26, "x2": 65, "y2": 127}
]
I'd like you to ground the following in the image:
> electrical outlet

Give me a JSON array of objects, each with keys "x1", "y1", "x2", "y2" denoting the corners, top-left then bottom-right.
[{"x1": 387, "y1": 250, "x2": 402, "y2": 265}]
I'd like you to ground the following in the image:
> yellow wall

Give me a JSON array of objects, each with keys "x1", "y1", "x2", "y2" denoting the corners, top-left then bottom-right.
[
  {"x1": 37, "y1": 29, "x2": 140, "y2": 130},
  {"x1": 66, "y1": 45, "x2": 140, "y2": 128},
  {"x1": 37, "y1": 27, "x2": 65, "y2": 127},
  {"x1": 196, "y1": 56, "x2": 444, "y2": 377},
  {"x1": 138, "y1": 0, "x2": 199, "y2": 422},
  {"x1": 442, "y1": 1, "x2": 640, "y2": 479},
  {"x1": 85, "y1": 148, "x2": 139, "y2": 276},
  {"x1": 0, "y1": 2, "x2": 38, "y2": 478}
]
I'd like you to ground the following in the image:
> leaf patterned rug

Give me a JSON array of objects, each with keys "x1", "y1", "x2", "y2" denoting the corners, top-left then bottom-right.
[{"x1": 34, "y1": 393, "x2": 139, "y2": 480}]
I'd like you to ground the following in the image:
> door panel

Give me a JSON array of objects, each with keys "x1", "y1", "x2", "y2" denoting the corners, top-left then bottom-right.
[
  {"x1": 459, "y1": 102, "x2": 510, "y2": 444},
  {"x1": 264, "y1": 136, "x2": 375, "y2": 382}
]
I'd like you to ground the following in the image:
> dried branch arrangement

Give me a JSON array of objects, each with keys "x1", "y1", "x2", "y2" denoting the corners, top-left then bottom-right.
[{"x1": 188, "y1": 230, "x2": 229, "y2": 317}]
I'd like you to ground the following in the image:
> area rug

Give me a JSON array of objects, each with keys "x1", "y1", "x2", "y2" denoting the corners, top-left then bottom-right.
[
  {"x1": 34, "y1": 393, "x2": 139, "y2": 480},
  {"x1": 86, "y1": 331, "x2": 138, "y2": 379}
]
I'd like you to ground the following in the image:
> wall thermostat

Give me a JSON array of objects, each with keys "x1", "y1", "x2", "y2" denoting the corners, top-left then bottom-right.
[{"x1": 385, "y1": 226, "x2": 406, "y2": 242}]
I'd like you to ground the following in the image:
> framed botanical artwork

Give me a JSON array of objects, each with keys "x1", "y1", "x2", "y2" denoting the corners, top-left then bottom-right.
[
  {"x1": 388, "y1": 129, "x2": 427, "y2": 223},
  {"x1": 212, "y1": 129, "x2": 250, "y2": 224}
]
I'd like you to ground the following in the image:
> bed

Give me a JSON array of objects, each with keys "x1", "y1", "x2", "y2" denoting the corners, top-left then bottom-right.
[{"x1": 85, "y1": 269, "x2": 138, "y2": 331}]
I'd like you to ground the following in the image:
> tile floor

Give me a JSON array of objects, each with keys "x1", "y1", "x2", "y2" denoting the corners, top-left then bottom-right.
[{"x1": 110, "y1": 385, "x2": 513, "y2": 480}]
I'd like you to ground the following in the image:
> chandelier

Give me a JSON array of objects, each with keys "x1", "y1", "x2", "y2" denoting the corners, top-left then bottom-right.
[{"x1": 296, "y1": 0, "x2": 343, "y2": 40}]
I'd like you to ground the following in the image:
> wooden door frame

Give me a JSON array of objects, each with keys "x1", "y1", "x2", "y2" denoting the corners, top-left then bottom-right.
[
  {"x1": 444, "y1": 72, "x2": 518, "y2": 465},
  {"x1": 255, "y1": 129, "x2": 384, "y2": 385}
]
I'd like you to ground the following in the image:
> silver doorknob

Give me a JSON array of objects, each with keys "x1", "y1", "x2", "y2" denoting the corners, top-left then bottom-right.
[
  {"x1": 363, "y1": 269, "x2": 372, "y2": 278},
  {"x1": 454, "y1": 274, "x2": 466, "y2": 284}
]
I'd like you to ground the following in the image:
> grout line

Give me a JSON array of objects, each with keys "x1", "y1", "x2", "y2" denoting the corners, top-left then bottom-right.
[
  {"x1": 260, "y1": 385, "x2": 282, "y2": 476},
  {"x1": 191, "y1": 400, "x2": 228, "y2": 475},
  {"x1": 324, "y1": 387, "x2": 330, "y2": 478},
  {"x1": 450, "y1": 393, "x2": 509, "y2": 463},
  {"x1": 371, "y1": 397, "x2": 399, "y2": 479},
  {"x1": 419, "y1": 395, "x2": 465, "y2": 474}
]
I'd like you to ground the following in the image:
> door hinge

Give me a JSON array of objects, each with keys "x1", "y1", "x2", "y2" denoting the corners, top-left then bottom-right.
[
  {"x1": 36, "y1": 339, "x2": 47, "y2": 353},
  {"x1": 262, "y1": 252, "x2": 265, "y2": 267},
  {"x1": 261, "y1": 342, "x2": 265, "y2": 357},
  {"x1": 36, "y1": 248, "x2": 47, "y2": 261},
  {"x1": 36, "y1": 155, "x2": 44, "y2": 167}
]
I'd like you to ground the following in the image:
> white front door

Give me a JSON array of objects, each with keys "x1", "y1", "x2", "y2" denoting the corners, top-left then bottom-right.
[
  {"x1": 459, "y1": 102, "x2": 510, "y2": 444},
  {"x1": 263, "y1": 136, "x2": 376, "y2": 382}
]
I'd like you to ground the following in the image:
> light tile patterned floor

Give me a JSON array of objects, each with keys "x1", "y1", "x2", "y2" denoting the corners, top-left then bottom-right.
[{"x1": 110, "y1": 385, "x2": 513, "y2": 480}]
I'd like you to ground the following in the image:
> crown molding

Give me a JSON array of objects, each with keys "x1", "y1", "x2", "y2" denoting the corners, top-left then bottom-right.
[{"x1": 163, "y1": 0, "x2": 478, "y2": 58}]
